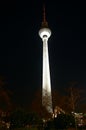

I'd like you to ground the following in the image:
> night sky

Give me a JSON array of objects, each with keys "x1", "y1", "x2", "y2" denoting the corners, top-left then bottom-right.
[{"x1": 0, "y1": 0, "x2": 86, "y2": 106}]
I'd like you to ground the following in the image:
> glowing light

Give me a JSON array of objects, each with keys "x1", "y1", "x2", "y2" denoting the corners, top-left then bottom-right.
[{"x1": 39, "y1": 27, "x2": 53, "y2": 113}]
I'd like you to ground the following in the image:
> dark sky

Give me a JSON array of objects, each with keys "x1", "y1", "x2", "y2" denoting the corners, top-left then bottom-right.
[{"x1": 0, "y1": 0, "x2": 86, "y2": 106}]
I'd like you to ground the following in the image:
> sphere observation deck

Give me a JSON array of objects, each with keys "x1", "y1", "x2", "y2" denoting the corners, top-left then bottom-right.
[{"x1": 39, "y1": 27, "x2": 51, "y2": 39}]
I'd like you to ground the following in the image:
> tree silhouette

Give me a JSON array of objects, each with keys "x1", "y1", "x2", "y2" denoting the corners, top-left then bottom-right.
[
  {"x1": 30, "y1": 89, "x2": 52, "y2": 119},
  {"x1": 63, "y1": 82, "x2": 85, "y2": 112},
  {"x1": 30, "y1": 89, "x2": 66, "y2": 118},
  {"x1": 0, "y1": 78, "x2": 12, "y2": 112}
]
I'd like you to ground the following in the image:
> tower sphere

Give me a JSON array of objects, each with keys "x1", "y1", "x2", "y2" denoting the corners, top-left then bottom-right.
[{"x1": 39, "y1": 27, "x2": 51, "y2": 39}]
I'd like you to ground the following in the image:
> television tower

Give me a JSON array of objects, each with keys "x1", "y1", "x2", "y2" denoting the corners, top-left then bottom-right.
[{"x1": 39, "y1": 6, "x2": 53, "y2": 113}]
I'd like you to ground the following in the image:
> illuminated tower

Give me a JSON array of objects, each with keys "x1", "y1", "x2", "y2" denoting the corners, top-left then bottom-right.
[{"x1": 39, "y1": 7, "x2": 53, "y2": 113}]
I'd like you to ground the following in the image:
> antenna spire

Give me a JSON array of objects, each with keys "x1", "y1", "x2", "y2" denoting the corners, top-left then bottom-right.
[
  {"x1": 43, "y1": 5, "x2": 46, "y2": 23},
  {"x1": 42, "y1": 5, "x2": 48, "y2": 28}
]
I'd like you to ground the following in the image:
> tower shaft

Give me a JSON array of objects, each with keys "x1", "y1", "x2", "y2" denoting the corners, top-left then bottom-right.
[
  {"x1": 43, "y1": 39, "x2": 51, "y2": 92},
  {"x1": 42, "y1": 37, "x2": 53, "y2": 113}
]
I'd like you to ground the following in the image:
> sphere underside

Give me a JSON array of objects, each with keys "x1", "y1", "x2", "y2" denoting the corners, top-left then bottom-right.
[{"x1": 39, "y1": 28, "x2": 51, "y2": 39}]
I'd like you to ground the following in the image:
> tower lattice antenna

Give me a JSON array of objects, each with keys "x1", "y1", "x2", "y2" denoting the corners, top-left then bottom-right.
[{"x1": 42, "y1": 5, "x2": 48, "y2": 27}]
